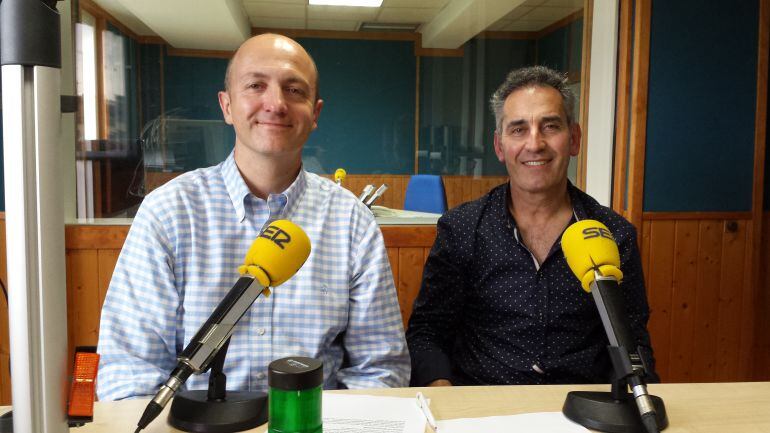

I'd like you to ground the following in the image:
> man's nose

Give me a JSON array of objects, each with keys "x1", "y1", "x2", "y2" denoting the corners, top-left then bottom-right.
[
  {"x1": 524, "y1": 128, "x2": 546, "y2": 151},
  {"x1": 263, "y1": 86, "x2": 287, "y2": 113}
]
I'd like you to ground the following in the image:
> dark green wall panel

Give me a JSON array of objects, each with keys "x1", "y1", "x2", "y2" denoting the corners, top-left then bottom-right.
[
  {"x1": 298, "y1": 38, "x2": 416, "y2": 175},
  {"x1": 644, "y1": 0, "x2": 758, "y2": 212}
]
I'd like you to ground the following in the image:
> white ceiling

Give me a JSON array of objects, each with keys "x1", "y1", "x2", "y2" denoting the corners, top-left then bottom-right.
[{"x1": 93, "y1": 0, "x2": 583, "y2": 50}]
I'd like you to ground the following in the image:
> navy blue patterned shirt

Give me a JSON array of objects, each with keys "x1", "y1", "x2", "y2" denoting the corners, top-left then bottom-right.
[{"x1": 406, "y1": 182, "x2": 657, "y2": 386}]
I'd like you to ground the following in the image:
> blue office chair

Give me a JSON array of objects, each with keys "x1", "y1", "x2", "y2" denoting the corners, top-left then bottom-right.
[{"x1": 403, "y1": 175, "x2": 448, "y2": 214}]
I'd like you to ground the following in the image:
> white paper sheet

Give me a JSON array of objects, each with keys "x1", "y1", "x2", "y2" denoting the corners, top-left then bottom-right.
[
  {"x1": 436, "y1": 411, "x2": 590, "y2": 433},
  {"x1": 322, "y1": 393, "x2": 427, "y2": 433}
]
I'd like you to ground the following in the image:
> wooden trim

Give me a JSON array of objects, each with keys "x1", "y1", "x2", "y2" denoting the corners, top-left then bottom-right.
[
  {"x1": 626, "y1": 0, "x2": 652, "y2": 233},
  {"x1": 138, "y1": 36, "x2": 166, "y2": 45},
  {"x1": 95, "y1": 16, "x2": 108, "y2": 140},
  {"x1": 380, "y1": 226, "x2": 436, "y2": 247},
  {"x1": 166, "y1": 47, "x2": 234, "y2": 59},
  {"x1": 136, "y1": 42, "x2": 143, "y2": 133},
  {"x1": 415, "y1": 31, "x2": 463, "y2": 57},
  {"x1": 252, "y1": 28, "x2": 418, "y2": 42},
  {"x1": 576, "y1": 0, "x2": 592, "y2": 191},
  {"x1": 536, "y1": 9, "x2": 584, "y2": 39},
  {"x1": 475, "y1": 31, "x2": 537, "y2": 40},
  {"x1": 65, "y1": 225, "x2": 130, "y2": 250},
  {"x1": 414, "y1": 47, "x2": 464, "y2": 57},
  {"x1": 747, "y1": 0, "x2": 770, "y2": 379},
  {"x1": 642, "y1": 212, "x2": 753, "y2": 221},
  {"x1": 414, "y1": 56, "x2": 421, "y2": 174},
  {"x1": 79, "y1": 0, "x2": 142, "y2": 42},
  {"x1": 159, "y1": 45, "x2": 167, "y2": 157},
  {"x1": 159, "y1": 45, "x2": 166, "y2": 115},
  {"x1": 612, "y1": 0, "x2": 633, "y2": 212}
]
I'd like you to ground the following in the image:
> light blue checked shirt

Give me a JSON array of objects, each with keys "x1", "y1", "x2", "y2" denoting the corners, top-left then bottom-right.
[{"x1": 97, "y1": 153, "x2": 410, "y2": 400}]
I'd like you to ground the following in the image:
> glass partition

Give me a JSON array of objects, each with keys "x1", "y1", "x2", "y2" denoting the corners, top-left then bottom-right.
[{"x1": 73, "y1": 0, "x2": 587, "y2": 217}]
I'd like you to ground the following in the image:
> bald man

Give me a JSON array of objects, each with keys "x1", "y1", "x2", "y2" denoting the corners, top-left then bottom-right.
[{"x1": 97, "y1": 34, "x2": 410, "y2": 400}]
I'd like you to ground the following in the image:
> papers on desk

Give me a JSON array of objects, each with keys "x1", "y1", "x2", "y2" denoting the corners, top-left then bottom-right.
[
  {"x1": 370, "y1": 206, "x2": 441, "y2": 225},
  {"x1": 320, "y1": 393, "x2": 586, "y2": 433},
  {"x1": 323, "y1": 393, "x2": 426, "y2": 433},
  {"x1": 436, "y1": 412, "x2": 590, "y2": 433}
]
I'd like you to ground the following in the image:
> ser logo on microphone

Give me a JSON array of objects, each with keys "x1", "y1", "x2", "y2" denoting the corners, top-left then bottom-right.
[
  {"x1": 260, "y1": 225, "x2": 291, "y2": 249},
  {"x1": 582, "y1": 226, "x2": 614, "y2": 241}
]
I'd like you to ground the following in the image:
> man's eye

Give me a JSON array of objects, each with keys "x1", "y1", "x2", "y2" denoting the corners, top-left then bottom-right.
[
  {"x1": 544, "y1": 123, "x2": 561, "y2": 131},
  {"x1": 247, "y1": 82, "x2": 265, "y2": 90},
  {"x1": 511, "y1": 127, "x2": 525, "y2": 135},
  {"x1": 287, "y1": 87, "x2": 305, "y2": 96}
]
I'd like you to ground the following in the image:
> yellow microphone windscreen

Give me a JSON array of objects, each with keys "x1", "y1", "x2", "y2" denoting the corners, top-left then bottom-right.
[
  {"x1": 334, "y1": 168, "x2": 346, "y2": 182},
  {"x1": 238, "y1": 220, "x2": 311, "y2": 287},
  {"x1": 561, "y1": 220, "x2": 623, "y2": 292}
]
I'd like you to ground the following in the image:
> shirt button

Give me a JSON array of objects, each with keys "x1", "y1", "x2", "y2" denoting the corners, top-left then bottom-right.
[
  {"x1": 258, "y1": 328, "x2": 266, "y2": 336},
  {"x1": 256, "y1": 372, "x2": 265, "y2": 379}
]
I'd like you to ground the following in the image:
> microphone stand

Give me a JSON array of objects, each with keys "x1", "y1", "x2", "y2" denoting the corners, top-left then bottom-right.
[
  {"x1": 562, "y1": 277, "x2": 668, "y2": 433},
  {"x1": 563, "y1": 346, "x2": 668, "y2": 433},
  {"x1": 168, "y1": 338, "x2": 268, "y2": 433}
]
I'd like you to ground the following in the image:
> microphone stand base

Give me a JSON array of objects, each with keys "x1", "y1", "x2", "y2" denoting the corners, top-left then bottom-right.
[
  {"x1": 168, "y1": 390, "x2": 268, "y2": 433},
  {"x1": 562, "y1": 391, "x2": 668, "y2": 433}
]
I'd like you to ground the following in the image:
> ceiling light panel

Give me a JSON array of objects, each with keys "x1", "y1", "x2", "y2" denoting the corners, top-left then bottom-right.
[
  {"x1": 309, "y1": 0, "x2": 383, "y2": 7},
  {"x1": 307, "y1": 5, "x2": 379, "y2": 20}
]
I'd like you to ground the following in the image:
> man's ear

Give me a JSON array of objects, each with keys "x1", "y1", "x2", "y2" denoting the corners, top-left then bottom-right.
[
  {"x1": 218, "y1": 91, "x2": 233, "y2": 125},
  {"x1": 493, "y1": 131, "x2": 505, "y2": 163},
  {"x1": 311, "y1": 99, "x2": 324, "y2": 131}
]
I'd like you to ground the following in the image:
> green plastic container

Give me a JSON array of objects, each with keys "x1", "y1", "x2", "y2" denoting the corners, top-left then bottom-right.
[{"x1": 268, "y1": 357, "x2": 323, "y2": 433}]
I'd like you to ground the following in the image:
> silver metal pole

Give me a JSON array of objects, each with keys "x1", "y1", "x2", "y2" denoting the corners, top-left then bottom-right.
[{"x1": 2, "y1": 64, "x2": 69, "y2": 433}]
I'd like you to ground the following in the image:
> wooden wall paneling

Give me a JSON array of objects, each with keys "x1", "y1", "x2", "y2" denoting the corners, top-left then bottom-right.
[
  {"x1": 741, "y1": 220, "x2": 759, "y2": 380},
  {"x1": 748, "y1": 0, "x2": 769, "y2": 381},
  {"x1": 397, "y1": 248, "x2": 426, "y2": 328},
  {"x1": 65, "y1": 225, "x2": 130, "y2": 250},
  {"x1": 626, "y1": 0, "x2": 652, "y2": 232},
  {"x1": 691, "y1": 220, "x2": 723, "y2": 382},
  {"x1": 646, "y1": 220, "x2": 675, "y2": 380},
  {"x1": 576, "y1": 0, "x2": 592, "y2": 190},
  {"x1": 640, "y1": 220, "x2": 651, "y2": 285},
  {"x1": 97, "y1": 249, "x2": 121, "y2": 311},
  {"x1": 667, "y1": 220, "x2": 699, "y2": 382},
  {"x1": 381, "y1": 175, "x2": 395, "y2": 209},
  {"x1": 444, "y1": 177, "x2": 462, "y2": 209},
  {"x1": 470, "y1": 177, "x2": 485, "y2": 199},
  {"x1": 758, "y1": 213, "x2": 770, "y2": 379},
  {"x1": 393, "y1": 176, "x2": 407, "y2": 209},
  {"x1": 612, "y1": 0, "x2": 633, "y2": 213},
  {"x1": 67, "y1": 250, "x2": 102, "y2": 348},
  {"x1": 715, "y1": 220, "x2": 748, "y2": 381}
]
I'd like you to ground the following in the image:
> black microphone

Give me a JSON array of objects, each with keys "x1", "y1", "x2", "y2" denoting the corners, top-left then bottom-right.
[
  {"x1": 562, "y1": 220, "x2": 661, "y2": 433},
  {"x1": 134, "y1": 220, "x2": 311, "y2": 433}
]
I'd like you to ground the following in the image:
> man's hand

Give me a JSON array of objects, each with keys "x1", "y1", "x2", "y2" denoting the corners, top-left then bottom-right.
[{"x1": 428, "y1": 379, "x2": 452, "y2": 387}]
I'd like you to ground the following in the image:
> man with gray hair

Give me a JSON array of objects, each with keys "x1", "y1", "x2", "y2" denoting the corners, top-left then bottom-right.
[{"x1": 406, "y1": 65, "x2": 656, "y2": 386}]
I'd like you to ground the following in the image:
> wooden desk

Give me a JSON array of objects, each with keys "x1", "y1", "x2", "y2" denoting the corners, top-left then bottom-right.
[{"x1": 2, "y1": 382, "x2": 765, "y2": 432}]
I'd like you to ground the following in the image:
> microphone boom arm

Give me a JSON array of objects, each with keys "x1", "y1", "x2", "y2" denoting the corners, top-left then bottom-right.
[{"x1": 180, "y1": 274, "x2": 268, "y2": 373}]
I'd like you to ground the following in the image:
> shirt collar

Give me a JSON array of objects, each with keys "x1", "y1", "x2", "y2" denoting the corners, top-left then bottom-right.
[
  {"x1": 501, "y1": 181, "x2": 586, "y2": 244},
  {"x1": 221, "y1": 151, "x2": 308, "y2": 223}
]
